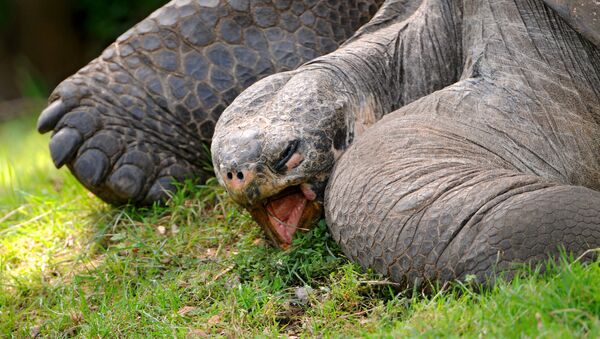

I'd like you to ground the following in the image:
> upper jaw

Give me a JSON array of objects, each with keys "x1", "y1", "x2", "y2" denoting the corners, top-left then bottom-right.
[{"x1": 224, "y1": 170, "x2": 306, "y2": 207}]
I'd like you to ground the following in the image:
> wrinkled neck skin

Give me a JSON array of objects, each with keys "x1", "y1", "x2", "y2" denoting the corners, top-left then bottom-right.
[{"x1": 301, "y1": 42, "x2": 396, "y2": 145}]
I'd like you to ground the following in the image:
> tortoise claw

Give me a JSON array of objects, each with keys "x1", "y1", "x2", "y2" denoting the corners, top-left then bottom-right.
[
  {"x1": 49, "y1": 128, "x2": 83, "y2": 168},
  {"x1": 106, "y1": 164, "x2": 146, "y2": 200},
  {"x1": 145, "y1": 177, "x2": 177, "y2": 203},
  {"x1": 37, "y1": 100, "x2": 68, "y2": 133},
  {"x1": 73, "y1": 149, "x2": 110, "y2": 186}
]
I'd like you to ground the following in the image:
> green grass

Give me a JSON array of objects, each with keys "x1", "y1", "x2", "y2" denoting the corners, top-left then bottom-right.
[{"x1": 1, "y1": 110, "x2": 600, "y2": 337}]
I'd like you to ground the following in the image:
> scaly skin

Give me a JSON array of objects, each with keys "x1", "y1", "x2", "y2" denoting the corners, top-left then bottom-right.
[
  {"x1": 37, "y1": 0, "x2": 383, "y2": 204},
  {"x1": 215, "y1": 0, "x2": 600, "y2": 285}
]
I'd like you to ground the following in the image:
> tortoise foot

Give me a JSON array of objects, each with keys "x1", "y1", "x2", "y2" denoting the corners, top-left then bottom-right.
[{"x1": 38, "y1": 58, "x2": 206, "y2": 205}]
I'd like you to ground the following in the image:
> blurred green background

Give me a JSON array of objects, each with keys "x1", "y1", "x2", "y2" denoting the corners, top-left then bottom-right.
[{"x1": 0, "y1": 0, "x2": 167, "y2": 119}]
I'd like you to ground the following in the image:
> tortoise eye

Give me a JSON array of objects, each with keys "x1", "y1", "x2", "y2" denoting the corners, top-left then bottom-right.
[{"x1": 274, "y1": 140, "x2": 300, "y2": 172}]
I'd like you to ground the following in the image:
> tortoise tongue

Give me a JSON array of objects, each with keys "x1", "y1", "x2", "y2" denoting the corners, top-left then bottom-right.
[{"x1": 266, "y1": 192, "x2": 307, "y2": 245}]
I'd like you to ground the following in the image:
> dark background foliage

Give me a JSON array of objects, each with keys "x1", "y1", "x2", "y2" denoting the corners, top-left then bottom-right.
[{"x1": 0, "y1": 0, "x2": 167, "y2": 101}]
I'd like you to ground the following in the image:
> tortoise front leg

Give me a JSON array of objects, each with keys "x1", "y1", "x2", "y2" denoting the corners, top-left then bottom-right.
[
  {"x1": 327, "y1": 112, "x2": 600, "y2": 285},
  {"x1": 37, "y1": 0, "x2": 382, "y2": 205},
  {"x1": 327, "y1": 69, "x2": 600, "y2": 286}
]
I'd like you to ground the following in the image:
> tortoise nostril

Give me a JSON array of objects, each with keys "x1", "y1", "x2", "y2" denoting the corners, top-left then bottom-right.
[{"x1": 225, "y1": 170, "x2": 246, "y2": 181}]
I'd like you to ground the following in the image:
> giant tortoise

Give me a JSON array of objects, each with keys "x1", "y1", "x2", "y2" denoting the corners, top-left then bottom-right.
[{"x1": 38, "y1": 0, "x2": 600, "y2": 285}]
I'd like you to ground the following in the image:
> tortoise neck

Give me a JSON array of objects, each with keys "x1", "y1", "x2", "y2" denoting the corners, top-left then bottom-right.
[
  {"x1": 301, "y1": 0, "x2": 464, "y2": 124},
  {"x1": 460, "y1": 0, "x2": 600, "y2": 108}
]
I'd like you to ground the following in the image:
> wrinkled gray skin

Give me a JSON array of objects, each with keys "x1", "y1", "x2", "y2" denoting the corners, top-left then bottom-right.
[{"x1": 40, "y1": 0, "x2": 600, "y2": 286}]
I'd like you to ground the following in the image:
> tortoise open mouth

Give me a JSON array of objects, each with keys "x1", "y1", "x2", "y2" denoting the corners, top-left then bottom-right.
[{"x1": 249, "y1": 185, "x2": 322, "y2": 249}]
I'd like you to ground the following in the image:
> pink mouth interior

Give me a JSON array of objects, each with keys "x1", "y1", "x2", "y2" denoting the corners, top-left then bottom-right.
[{"x1": 266, "y1": 192, "x2": 308, "y2": 245}]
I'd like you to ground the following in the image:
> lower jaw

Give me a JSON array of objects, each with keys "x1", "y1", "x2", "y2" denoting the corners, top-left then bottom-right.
[{"x1": 248, "y1": 187, "x2": 322, "y2": 249}]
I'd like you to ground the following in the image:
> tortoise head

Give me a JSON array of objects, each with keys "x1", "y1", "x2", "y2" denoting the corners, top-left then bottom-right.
[{"x1": 211, "y1": 68, "x2": 364, "y2": 248}]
